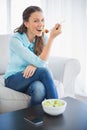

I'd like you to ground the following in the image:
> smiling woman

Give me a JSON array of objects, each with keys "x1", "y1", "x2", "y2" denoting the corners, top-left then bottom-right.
[{"x1": 4, "y1": 5, "x2": 62, "y2": 107}]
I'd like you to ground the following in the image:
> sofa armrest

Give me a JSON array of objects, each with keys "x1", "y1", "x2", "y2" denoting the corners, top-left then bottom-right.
[{"x1": 48, "y1": 56, "x2": 81, "y2": 97}]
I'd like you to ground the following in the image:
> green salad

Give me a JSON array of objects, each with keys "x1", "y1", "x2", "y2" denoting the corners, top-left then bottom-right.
[{"x1": 44, "y1": 100, "x2": 64, "y2": 107}]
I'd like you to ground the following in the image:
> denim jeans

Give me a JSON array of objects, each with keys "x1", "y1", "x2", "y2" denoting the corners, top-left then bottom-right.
[{"x1": 5, "y1": 67, "x2": 58, "y2": 107}]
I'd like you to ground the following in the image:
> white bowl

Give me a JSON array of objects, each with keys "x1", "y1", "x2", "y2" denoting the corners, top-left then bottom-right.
[{"x1": 42, "y1": 99, "x2": 67, "y2": 116}]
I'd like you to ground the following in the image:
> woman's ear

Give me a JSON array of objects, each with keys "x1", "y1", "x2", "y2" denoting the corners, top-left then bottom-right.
[{"x1": 24, "y1": 21, "x2": 29, "y2": 28}]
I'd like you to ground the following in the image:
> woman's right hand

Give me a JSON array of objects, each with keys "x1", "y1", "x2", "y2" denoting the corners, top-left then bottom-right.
[
  {"x1": 39, "y1": 23, "x2": 62, "y2": 61},
  {"x1": 23, "y1": 65, "x2": 37, "y2": 78},
  {"x1": 49, "y1": 23, "x2": 62, "y2": 40}
]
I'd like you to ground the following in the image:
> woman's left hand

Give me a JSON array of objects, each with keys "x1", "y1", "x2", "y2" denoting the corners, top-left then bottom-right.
[{"x1": 23, "y1": 65, "x2": 37, "y2": 78}]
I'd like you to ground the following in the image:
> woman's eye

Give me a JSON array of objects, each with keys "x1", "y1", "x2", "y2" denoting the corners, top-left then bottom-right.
[
  {"x1": 34, "y1": 19, "x2": 44, "y2": 23},
  {"x1": 34, "y1": 20, "x2": 39, "y2": 22}
]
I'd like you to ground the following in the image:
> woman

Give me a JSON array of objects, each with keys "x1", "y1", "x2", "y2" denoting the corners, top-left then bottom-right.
[{"x1": 4, "y1": 6, "x2": 62, "y2": 107}]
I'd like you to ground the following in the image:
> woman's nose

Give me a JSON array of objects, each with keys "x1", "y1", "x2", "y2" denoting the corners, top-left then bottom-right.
[{"x1": 38, "y1": 21, "x2": 44, "y2": 27}]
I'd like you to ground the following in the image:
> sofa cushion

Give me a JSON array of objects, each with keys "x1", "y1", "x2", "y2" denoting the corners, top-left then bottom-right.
[
  {"x1": 0, "y1": 85, "x2": 30, "y2": 113},
  {"x1": 0, "y1": 86, "x2": 30, "y2": 112},
  {"x1": 0, "y1": 34, "x2": 11, "y2": 74},
  {"x1": 0, "y1": 76, "x2": 30, "y2": 113},
  {"x1": 0, "y1": 75, "x2": 4, "y2": 86}
]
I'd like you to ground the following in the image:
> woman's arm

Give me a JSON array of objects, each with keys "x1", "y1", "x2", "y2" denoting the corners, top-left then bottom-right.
[
  {"x1": 40, "y1": 24, "x2": 62, "y2": 60},
  {"x1": 10, "y1": 37, "x2": 47, "y2": 68}
]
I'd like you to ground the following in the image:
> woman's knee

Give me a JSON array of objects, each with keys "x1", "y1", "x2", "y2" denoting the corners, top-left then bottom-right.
[
  {"x1": 37, "y1": 67, "x2": 53, "y2": 77},
  {"x1": 27, "y1": 81, "x2": 46, "y2": 97}
]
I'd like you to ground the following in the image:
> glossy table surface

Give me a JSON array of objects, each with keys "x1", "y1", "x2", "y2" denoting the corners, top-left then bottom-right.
[{"x1": 0, "y1": 97, "x2": 87, "y2": 130}]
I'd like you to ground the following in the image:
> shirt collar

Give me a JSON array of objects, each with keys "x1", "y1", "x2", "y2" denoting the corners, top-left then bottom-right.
[{"x1": 22, "y1": 32, "x2": 35, "y2": 47}]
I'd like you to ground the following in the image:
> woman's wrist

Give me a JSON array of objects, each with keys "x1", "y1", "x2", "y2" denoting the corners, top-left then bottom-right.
[{"x1": 48, "y1": 36, "x2": 54, "y2": 44}]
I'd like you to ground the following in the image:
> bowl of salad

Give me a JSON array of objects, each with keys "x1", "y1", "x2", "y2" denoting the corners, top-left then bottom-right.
[{"x1": 42, "y1": 99, "x2": 67, "y2": 116}]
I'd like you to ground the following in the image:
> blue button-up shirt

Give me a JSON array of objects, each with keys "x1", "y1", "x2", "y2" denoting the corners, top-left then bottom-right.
[{"x1": 4, "y1": 32, "x2": 48, "y2": 79}]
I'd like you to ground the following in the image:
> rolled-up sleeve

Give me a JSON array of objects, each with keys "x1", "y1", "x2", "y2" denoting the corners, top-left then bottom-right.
[{"x1": 10, "y1": 37, "x2": 47, "y2": 67}]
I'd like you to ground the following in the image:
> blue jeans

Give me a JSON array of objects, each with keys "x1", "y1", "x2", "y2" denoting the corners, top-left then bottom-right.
[{"x1": 5, "y1": 68, "x2": 58, "y2": 106}]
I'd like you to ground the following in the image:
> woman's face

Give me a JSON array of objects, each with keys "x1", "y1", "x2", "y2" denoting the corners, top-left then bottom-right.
[{"x1": 24, "y1": 11, "x2": 44, "y2": 37}]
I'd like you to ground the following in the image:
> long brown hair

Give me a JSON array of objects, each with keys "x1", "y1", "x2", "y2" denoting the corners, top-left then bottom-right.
[{"x1": 14, "y1": 6, "x2": 44, "y2": 56}]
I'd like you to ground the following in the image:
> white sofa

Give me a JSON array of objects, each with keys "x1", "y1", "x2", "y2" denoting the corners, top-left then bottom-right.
[{"x1": 0, "y1": 34, "x2": 81, "y2": 113}]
